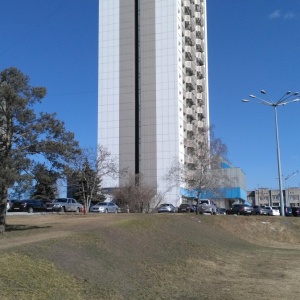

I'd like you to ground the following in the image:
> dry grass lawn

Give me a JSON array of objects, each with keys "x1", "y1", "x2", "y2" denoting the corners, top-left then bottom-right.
[{"x1": 0, "y1": 213, "x2": 300, "y2": 300}]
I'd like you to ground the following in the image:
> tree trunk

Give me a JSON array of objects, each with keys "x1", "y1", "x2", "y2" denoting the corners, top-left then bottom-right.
[{"x1": 0, "y1": 187, "x2": 8, "y2": 234}]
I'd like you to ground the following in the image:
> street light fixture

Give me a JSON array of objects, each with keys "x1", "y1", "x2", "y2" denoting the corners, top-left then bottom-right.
[{"x1": 242, "y1": 90, "x2": 300, "y2": 216}]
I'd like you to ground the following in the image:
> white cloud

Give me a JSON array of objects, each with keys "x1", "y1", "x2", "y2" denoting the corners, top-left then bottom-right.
[
  {"x1": 268, "y1": 10, "x2": 296, "y2": 20},
  {"x1": 284, "y1": 12, "x2": 295, "y2": 19},
  {"x1": 269, "y1": 10, "x2": 281, "y2": 19}
]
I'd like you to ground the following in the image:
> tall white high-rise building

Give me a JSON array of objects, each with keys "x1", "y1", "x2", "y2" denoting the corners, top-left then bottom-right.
[{"x1": 98, "y1": 0, "x2": 209, "y2": 205}]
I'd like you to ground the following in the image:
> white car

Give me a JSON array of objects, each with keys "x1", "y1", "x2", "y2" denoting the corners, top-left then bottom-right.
[
  {"x1": 90, "y1": 202, "x2": 119, "y2": 213},
  {"x1": 265, "y1": 206, "x2": 280, "y2": 216}
]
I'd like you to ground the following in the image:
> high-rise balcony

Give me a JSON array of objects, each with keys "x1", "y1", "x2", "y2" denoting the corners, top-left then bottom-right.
[
  {"x1": 195, "y1": 52, "x2": 204, "y2": 59},
  {"x1": 185, "y1": 155, "x2": 196, "y2": 164},
  {"x1": 186, "y1": 123, "x2": 196, "y2": 132},
  {"x1": 197, "y1": 106, "x2": 204, "y2": 115},
  {"x1": 185, "y1": 139, "x2": 197, "y2": 149},
  {"x1": 196, "y1": 65, "x2": 205, "y2": 74},
  {"x1": 183, "y1": 90, "x2": 194, "y2": 103},
  {"x1": 184, "y1": 14, "x2": 191, "y2": 22},
  {"x1": 185, "y1": 29, "x2": 192, "y2": 38},
  {"x1": 196, "y1": 79, "x2": 203, "y2": 87},
  {"x1": 185, "y1": 91, "x2": 193, "y2": 101},
  {"x1": 183, "y1": 0, "x2": 191, "y2": 8},
  {"x1": 197, "y1": 120, "x2": 204, "y2": 128},
  {"x1": 195, "y1": 38, "x2": 204, "y2": 47},
  {"x1": 197, "y1": 95, "x2": 204, "y2": 106},
  {"x1": 185, "y1": 60, "x2": 196, "y2": 70},
  {"x1": 186, "y1": 106, "x2": 197, "y2": 120},
  {"x1": 185, "y1": 45, "x2": 196, "y2": 58},
  {"x1": 194, "y1": 12, "x2": 201, "y2": 19},
  {"x1": 185, "y1": 76, "x2": 197, "y2": 90},
  {"x1": 186, "y1": 107, "x2": 194, "y2": 116}
]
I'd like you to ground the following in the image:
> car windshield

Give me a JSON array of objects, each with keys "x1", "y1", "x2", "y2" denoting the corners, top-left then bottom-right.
[
  {"x1": 272, "y1": 207, "x2": 279, "y2": 210},
  {"x1": 200, "y1": 200, "x2": 209, "y2": 204},
  {"x1": 161, "y1": 204, "x2": 170, "y2": 207},
  {"x1": 96, "y1": 203, "x2": 107, "y2": 206},
  {"x1": 54, "y1": 199, "x2": 67, "y2": 203}
]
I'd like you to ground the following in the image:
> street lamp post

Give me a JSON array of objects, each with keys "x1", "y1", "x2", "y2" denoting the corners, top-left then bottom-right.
[{"x1": 242, "y1": 90, "x2": 300, "y2": 217}]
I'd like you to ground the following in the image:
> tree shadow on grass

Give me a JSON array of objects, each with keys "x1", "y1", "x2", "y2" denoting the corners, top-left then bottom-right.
[{"x1": 5, "y1": 224, "x2": 52, "y2": 232}]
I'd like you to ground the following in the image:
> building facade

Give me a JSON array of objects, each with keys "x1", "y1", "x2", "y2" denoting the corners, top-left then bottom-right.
[
  {"x1": 247, "y1": 188, "x2": 300, "y2": 207},
  {"x1": 98, "y1": 0, "x2": 209, "y2": 205}
]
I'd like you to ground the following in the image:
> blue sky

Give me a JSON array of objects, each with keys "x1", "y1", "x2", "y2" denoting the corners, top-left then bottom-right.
[{"x1": 1, "y1": 0, "x2": 300, "y2": 191}]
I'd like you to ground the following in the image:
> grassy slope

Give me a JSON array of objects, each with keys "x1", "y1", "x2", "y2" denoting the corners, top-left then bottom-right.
[{"x1": 1, "y1": 213, "x2": 300, "y2": 300}]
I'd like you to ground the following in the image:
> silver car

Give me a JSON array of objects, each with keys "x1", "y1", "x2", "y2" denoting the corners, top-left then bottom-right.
[
  {"x1": 90, "y1": 202, "x2": 119, "y2": 213},
  {"x1": 157, "y1": 204, "x2": 176, "y2": 213}
]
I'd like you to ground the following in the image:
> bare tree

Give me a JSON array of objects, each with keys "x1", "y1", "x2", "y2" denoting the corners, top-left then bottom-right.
[
  {"x1": 113, "y1": 173, "x2": 164, "y2": 213},
  {"x1": 165, "y1": 126, "x2": 232, "y2": 208},
  {"x1": 66, "y1": 146, "x2": 120, "y2": 213}
]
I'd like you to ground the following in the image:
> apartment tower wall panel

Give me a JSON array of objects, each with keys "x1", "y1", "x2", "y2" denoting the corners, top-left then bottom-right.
[{"x1": 98, "y1": 0, "x2": 209, "y2": 205}]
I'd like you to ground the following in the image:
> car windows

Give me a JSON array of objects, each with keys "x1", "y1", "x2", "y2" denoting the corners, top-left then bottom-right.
[
  {"x1": 109, "y1": 203, "x2": 114, "y2": 206},
  {"x1": 55, "y1": 199, "x2": 67, "y2": 203},
  {"x1": 200, "y1": 200, "x2": 209, "y2": 204}
]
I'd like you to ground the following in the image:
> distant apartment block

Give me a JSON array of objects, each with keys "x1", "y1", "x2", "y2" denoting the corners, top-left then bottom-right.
[{"x1": 247, "y1": 188, "x2": 300, "y2": 207}]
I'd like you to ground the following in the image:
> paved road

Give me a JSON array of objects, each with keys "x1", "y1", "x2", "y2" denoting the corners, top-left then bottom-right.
[{"x1": 6, "y1": 212, "x2": 48, "y2": 216}]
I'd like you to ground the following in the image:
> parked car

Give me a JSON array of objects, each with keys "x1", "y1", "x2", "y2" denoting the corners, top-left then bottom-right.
[
  {"x1": 177, "y1": 204, "x2": 195, "y2": 213},
  {"x1": 10, "y1": 199, "x2": 47, "y2": 213},
  {"x1": 265, "y1": 206, "x2": 280, "y2": 216},
  {"x1": 46, "y1": 198, "x2": 83, "y2": 213},
  {"x1": 90, "y1": 202, "x2": 119, "y2": 213},
  {"x1": 291, "y1": 207, "x2": 300, "y2": 217},
  {"x1": 157, "y1": 203, "x2": 176, "y2": 213},
  {"x1": 198, "y1": 199, "x2": 217, "y2": 215},
  {"x1": 277, "y1": 206, "x2": 293, "y2": 216},
  {"x1": 226, "y1": 204, "x2": 253, "y2": 215},
  {"x1": 252, "y1": 205, "x2": 269, "y2": 215},
  {"x1": 216, "y1": 208, "x2": 227, "y2": 215}
]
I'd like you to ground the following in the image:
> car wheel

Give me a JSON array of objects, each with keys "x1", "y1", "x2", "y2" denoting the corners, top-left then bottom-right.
[
  {"x1": 115, "y1": 209, "x2": 118, "y2": 214},
  {"x1": 76, "y1": 207, "x2": 80, "y2": 213},
  {"x1": 105, "y1": 209, "x2": 108, "y2": 214},
  {"x1": 28, "y1": 207, "x2": 34, "y2": 213},
  {"x1": 237, "y1": 211, "x2": 240, "y2": 215},
  {"x1": 60, "y1": 206, "x2": 65, "y2": 213}
]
